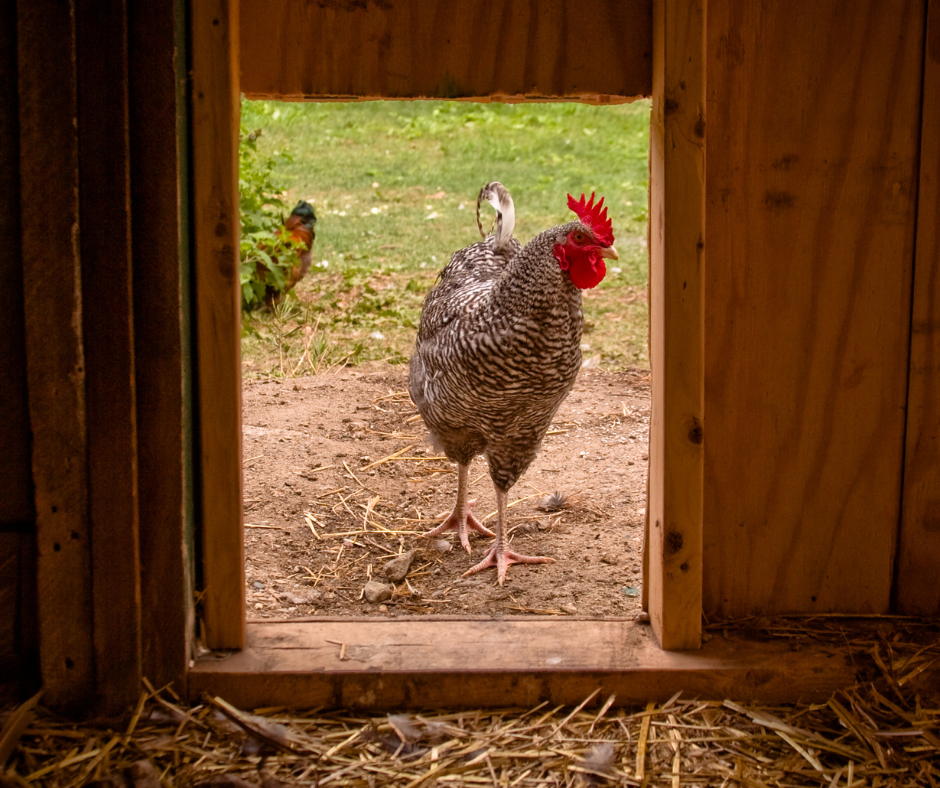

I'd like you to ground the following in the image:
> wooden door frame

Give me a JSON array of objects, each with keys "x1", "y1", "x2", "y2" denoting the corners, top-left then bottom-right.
[
  {"x1": 191, "y1": 0, "x2": 712, "y2": 706},
  {"x1": 192, "y1": 0, "x2": 246, "y2": 653}
]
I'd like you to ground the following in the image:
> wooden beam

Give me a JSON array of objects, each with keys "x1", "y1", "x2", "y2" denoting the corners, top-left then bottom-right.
[
  {"x1": 192, "y1": 0, "x2": 245, "y2": 650},
  {"x1": 239, "y1": 0, "x2": 652, "y2": 101},
  {"x1": 0, "y1": 0, "x2": 32, "y2": 534},
  {"x1": 189, "y1": 619, "x2": 856, "y2": 709},
  {"x1": 703, "y1": 0, "x2": 923, "y2": 616},
  {"x1": 897, "y1": 0, "x2": 940, "y2": 614},
  {"x1": 76, "y1": 0, "x2": 143, "y2": 715},
  {"x1": 129, "y1": 0, "x2": 195, "y2": 692},
  {"x1": 17, "y1": 0, "x2": 96, "y2": 712},
  {"x1": 646, "y1": 0, "x2": 705, "y2": 649}
]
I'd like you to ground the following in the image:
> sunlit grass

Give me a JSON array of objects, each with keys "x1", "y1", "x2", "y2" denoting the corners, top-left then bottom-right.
[{"x1": 240, "y1": 99, "x2": 651, "y2": 378}]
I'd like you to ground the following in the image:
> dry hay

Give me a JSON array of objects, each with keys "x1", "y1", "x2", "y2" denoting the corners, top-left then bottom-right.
[{"x1": 2, "y1": 619, "x2": 939, "y2": 787}]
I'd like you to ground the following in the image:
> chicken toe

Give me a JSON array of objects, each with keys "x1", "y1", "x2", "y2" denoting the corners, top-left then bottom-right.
[
  {"x1": 420, "y1": 463, "x2": 494, "y2": 553},
  {"x1": 461, "y1": 487, "x2": 552, "y2": 584},
  {"x1": 463, "y1": 543, "x2": 553, "y2": 586},
  {"x1": 422, "y1": 500, "x2": 494, "y2": 554}
]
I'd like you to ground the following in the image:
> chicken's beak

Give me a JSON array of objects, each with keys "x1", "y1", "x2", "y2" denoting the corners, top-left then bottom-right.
[{"x1": 599, "y1": 245, "x2": 619, "y2": 261}]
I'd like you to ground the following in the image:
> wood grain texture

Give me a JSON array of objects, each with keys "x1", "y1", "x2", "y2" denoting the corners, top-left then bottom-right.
[
  {"x1": 192, "y1": 0, "x2": 245, "y2": 650},
  {"x1": 189, "y1": 618, "x2": 856, "y2": 709},
  {"x1": 703, "y1": 0, "x2": 924, "y2": 616},
  {"x1": 0, "y1": 0, "x2": 33, "y2": 532},
  {"x1": 897, "y1": 0, "x2": 940, "y2": 615},
  {"x1": 646, "y1": 0, "x2": 705, "y2": 649},
  {"x1": 0, "y1": 535, "x2": 22, "y2": 676},
  {"x1": 0, "y1": 533, "x2": 38, "y2": 693},
  {"x1": 0, "y1": 537, "x2": 17, "y2": 675},
  {"x1": 17, "y1": 0, "x2": 96, "y2": 710},
  {"x1": 239, "y1": 0, "x2": 652, "y2": 101},
  {"x1": 129, "y1": 0, "x2": 195, "y2": 689},
  {"x1": 76, "y1": 0, "x2": 143, "y2": 714}
]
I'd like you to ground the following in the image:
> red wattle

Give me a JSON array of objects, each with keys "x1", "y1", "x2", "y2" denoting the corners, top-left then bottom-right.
[
  {"x1": 568, "y1": 257, "x2": 606, "y2": 289},
  {"x1": 554, "y1": 244, "x2": 606, "y2": 289}
]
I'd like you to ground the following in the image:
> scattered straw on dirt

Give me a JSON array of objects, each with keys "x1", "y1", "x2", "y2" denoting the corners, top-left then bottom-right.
[
  {"x1": 3, "y1": 621, "x2": 939, "y2": 787},
  {"x1": 242, "y1": 367, "x2": 651, "y2": 620}
]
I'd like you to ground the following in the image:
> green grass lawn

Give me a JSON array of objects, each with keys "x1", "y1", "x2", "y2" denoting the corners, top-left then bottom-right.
[{"x1": 240, "y1": 98, "x2": 651, "y2": 378}]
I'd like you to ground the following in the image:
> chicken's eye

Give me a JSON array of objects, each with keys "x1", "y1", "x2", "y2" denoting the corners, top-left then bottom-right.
[{"x1": 572, "y1": 231, "x2": 586, "y2": 243}]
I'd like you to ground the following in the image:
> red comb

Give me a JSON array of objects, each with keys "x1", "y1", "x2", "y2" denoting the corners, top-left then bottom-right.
[{"x1": 567, "y1": 192, "x2": 614, "y2": 246}]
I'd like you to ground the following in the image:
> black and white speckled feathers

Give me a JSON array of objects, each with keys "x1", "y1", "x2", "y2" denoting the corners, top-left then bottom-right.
[{"x1": 408, "y1": 219, "x2": 591, "y2": 492}]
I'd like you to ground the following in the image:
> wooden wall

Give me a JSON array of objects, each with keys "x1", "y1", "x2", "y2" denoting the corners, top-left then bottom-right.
[
  {"x1": 129, "y1": 0, "x2": 197, "y2": 691},
  {"x1": 237, "y1": 0, "x2": 940, "y2": 636},
  {"x1": 0, "y1": 0, "x2": 38, "y2": 697},
  {"x1": 702, "y1": 0, "x2": 929, "y2": 616},
  {"x1": 0, "y1": 0, "x2": 37, "y2": 695},
  {"x1": 897, "y1": 0, "x2": 940, "y2": 615},
  {"x1": 3, "y1": 0, "x2": 940, "y2": 710},
  {"x1": 239, "y1": 0, "x2": 652, "y2": 102},
  {"x1": 1, "y1": 0, "x2": 194, "y2": 710}
]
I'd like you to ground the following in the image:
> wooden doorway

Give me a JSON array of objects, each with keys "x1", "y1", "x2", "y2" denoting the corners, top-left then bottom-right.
[{"x1": 189, "y1": 0, "x2": 718, "y2": 707}]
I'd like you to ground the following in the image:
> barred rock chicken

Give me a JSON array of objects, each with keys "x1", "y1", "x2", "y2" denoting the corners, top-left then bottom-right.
[
  {"x1": 261, "y1": 199, "x2": 317, "y2": 309},
  {"x1": 408, "y1": 183, "x2": 617, "y2": 584}
]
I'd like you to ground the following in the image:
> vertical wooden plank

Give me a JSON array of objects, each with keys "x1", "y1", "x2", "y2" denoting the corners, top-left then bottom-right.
[
  {"x1": 75, "y1": 0, "x2": 142, "y2": 713},
  {"x1": 0, "y1": 533, "x2": 38, "y2": 696},
  {"x1": 703, "y1": 0, "x2": 923, "y2": 616},
  {"x1": 1, "y1": 3, "x2": 33, "y2": 688},
  {"x1": 129, "y1": 0, "x2": 195, "y2": 688},
  {"x1": 1, "y1": 2, "x2": 37, "y2": 698},
  {"x1": 0, "y1": 534, "x2": 23, "y2": 679},
  {"x1": 0, "y1": 0, "x2": 33, "y2": 535},
  {"x1": 647, "y1": 0, "x2": 705, "y2": 649},
  {"x1": 18, "y1": 0, "x2": 96, "y2": 710},
  {"x1": 192, "y1": 0, "x2": 245, "y2": 649},
  {"x1": 897, "y1": 0, "x2": 940, "y2": 614}
]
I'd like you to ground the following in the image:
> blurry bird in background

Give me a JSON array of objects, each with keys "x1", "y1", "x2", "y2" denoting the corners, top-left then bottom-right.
[
  {"x1": 258, "y1": 199, "x2": 317, "y2": 309},
  {"x1": 409, "y1": 183, "x2": 617, "y2": 584}
]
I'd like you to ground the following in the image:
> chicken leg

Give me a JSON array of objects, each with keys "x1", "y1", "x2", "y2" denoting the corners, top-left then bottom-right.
[
  {"x1": 421, "y1": 462, "x2": 495, "y2": 554},
  {"x1": 463, "y1": 487, "x2": 553, "y2": 585}
]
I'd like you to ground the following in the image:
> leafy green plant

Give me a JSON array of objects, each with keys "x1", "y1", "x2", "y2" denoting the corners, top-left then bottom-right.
[{"x1": 238, "y1": 123, "x2": 295, "y2": 311}]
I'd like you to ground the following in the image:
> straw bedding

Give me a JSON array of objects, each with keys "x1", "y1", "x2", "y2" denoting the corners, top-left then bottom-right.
[{"x1": 2, "y1": 619, "x2": 938, "y2": 787}]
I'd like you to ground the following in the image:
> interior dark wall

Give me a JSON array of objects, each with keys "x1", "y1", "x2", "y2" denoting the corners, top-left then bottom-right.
[
  {"x1": 0, "y1": 0, "x2": 38, "y2": 696},
  {"x1": 1, "y1": 0, "x2": 194, "y2": 708}
]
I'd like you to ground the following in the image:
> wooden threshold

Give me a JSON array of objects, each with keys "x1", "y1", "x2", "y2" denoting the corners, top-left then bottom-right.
[{"x1": 188, "y1": 618, "x2": 857, "y2": 710}]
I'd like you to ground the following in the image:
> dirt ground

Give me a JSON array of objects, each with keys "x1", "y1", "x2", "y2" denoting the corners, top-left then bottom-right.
[{"x1": 242, "y1": 364, "x2": 650, "y2": 620}]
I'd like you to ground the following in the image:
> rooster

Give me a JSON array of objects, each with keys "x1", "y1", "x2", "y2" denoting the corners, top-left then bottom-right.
[
  {"x1": 408, "y1": 183, "x2": 617, "y2": 584},
  {"x1": 259, "y1": 200, "x2": 317, "y2": 309}
]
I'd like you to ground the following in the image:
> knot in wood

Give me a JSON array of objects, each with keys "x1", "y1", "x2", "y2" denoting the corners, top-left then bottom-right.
[{"x1": 665, "y1": 530, "x2": 683, "y2": 556}]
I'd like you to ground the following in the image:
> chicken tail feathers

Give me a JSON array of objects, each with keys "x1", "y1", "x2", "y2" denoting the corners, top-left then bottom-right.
[{"x1": 476, "y1": 181, "x2": 516, "y2": 254}]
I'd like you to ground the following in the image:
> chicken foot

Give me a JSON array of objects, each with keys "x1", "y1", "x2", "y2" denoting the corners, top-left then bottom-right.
[
  {"x1": 463, "y1": 487, "x2": 553, "y2": 585},
  {"x1": 421, "y1": 462, "x2": 494, "y2": 554}
]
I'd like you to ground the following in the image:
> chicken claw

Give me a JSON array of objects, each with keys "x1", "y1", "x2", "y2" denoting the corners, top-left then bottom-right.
[
  {"x1": 421, "y1": 499, "x2": 494, "y2": 554},
  {"x1": 419, "y1": 462, "x2": 494, "y2": 553},
  {"x1": 463, "y1": 544, "x2": 553, "y2": 586},
  {"x1": 461, "y1": 487, "x2": 552, "y2": 584}
]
